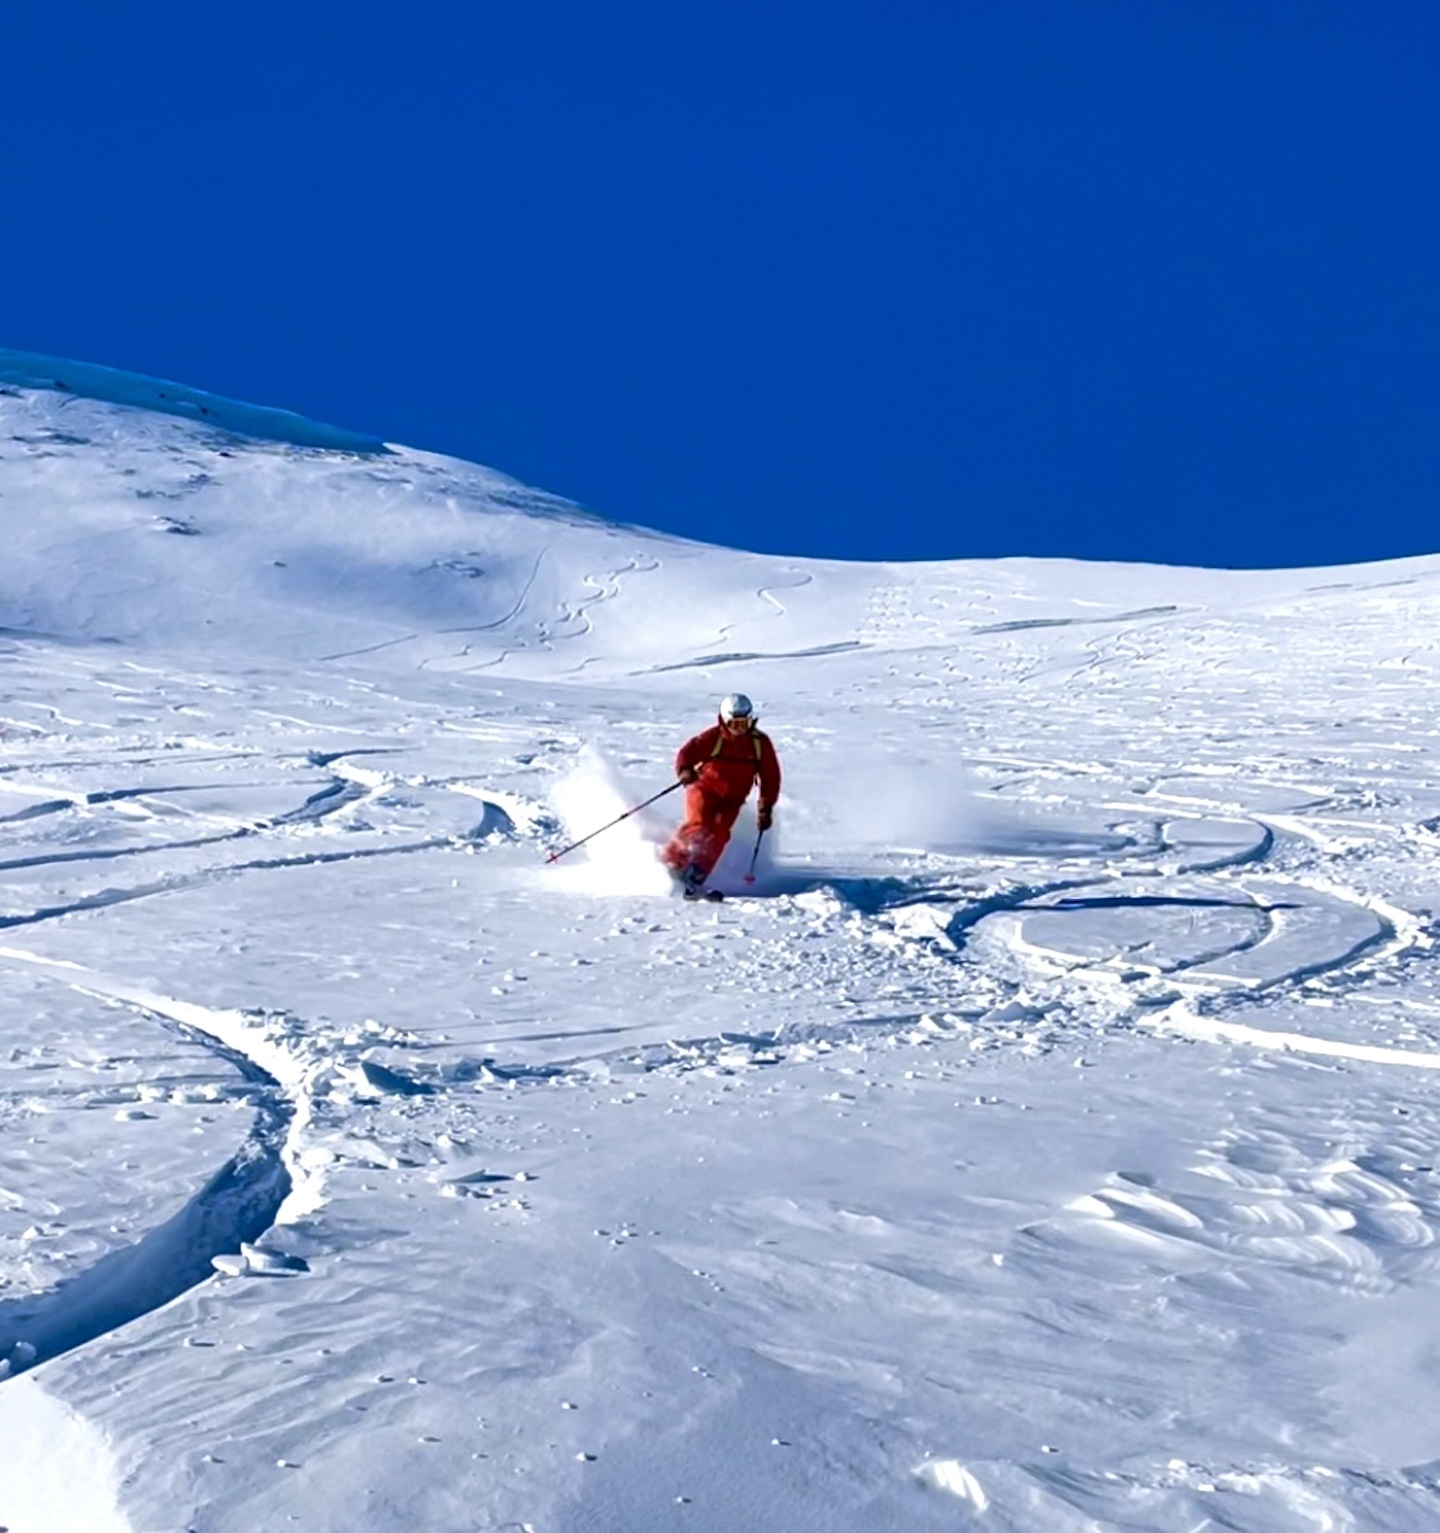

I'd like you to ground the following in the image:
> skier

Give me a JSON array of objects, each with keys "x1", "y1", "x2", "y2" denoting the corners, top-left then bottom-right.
[{"x1": 662, "y1": 694, "x2": 781, "y2": 898}]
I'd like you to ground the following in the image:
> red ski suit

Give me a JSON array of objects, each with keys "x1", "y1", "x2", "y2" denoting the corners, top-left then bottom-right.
[{"x1": 662, "y1": 721, "x2": 782, "y2": 878}]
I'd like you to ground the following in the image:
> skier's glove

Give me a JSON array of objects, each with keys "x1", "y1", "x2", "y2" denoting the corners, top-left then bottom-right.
[
  {"x1": 757, "y1": 804, "x2": 774, "y2": 831},
  {"x1": 678, "y1": 765, "x2": 698, "y2": 785}
]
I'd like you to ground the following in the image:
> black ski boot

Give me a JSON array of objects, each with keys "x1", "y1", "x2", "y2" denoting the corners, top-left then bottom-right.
[{"x1": 680, "y1": 864, "x2": 716, "y2": 900}]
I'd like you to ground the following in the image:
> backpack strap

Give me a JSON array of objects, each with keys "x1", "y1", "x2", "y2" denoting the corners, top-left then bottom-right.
[{"x1": 709, "y1": 729, "x2": 765, "y2": 765}]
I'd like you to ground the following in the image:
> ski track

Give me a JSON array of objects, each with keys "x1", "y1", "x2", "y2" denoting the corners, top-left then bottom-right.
[
  {"x1": 0, "y1": 939, "x2": 433, "y2": 1379},
  {"x1": 0, "y1": 744, "x2": 551, "y2": 1381}
]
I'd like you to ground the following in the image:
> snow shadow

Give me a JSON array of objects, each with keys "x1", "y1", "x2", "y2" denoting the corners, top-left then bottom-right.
[
  {"x1": 928, "y1": 823, "x2": 1136, "y2": 858},
  {"x1": 0, "y1": 1134, "x2": 290, "y2": 1379}
]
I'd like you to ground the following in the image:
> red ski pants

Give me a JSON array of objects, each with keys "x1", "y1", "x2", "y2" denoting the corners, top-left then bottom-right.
[{"x1": 662, "y1": 787, "x2": 744, "y2": 877}]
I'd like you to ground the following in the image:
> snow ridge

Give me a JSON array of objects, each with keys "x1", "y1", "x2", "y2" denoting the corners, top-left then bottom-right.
[{"x1": 0, "y1": 348, "x2": 388, "y2": 453}]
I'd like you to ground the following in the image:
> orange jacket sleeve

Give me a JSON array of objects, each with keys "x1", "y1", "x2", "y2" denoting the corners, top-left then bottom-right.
[{"x1": 675, "y1": 726, "x2": 719, "y2": 777}]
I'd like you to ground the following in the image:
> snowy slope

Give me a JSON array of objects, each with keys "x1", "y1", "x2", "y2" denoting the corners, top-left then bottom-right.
[{"x1": 4, "y1": 370, "x2": 1440, "y2": 1530}]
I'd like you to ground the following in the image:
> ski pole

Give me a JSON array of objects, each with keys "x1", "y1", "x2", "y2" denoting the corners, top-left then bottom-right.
[
  {"x1": 743, "y1": 827, "x2": 766, "y2": 884},
  {"x1": 544, "y1": 780, "x2": 684, "y2": 864}
]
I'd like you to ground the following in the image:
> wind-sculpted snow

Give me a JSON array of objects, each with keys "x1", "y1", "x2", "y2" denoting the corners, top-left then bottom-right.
[
  {"x1": 6, "y1": 379, "x2": 1440, "y2": 1530},
  {"x1": 0, "y1": 348, "x2": 390, "y2": 453}
]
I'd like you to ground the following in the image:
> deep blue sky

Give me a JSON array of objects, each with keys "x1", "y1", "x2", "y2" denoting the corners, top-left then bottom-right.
[{"x1": 8, "y1": 4, "x2": 1440, "y2": 567}]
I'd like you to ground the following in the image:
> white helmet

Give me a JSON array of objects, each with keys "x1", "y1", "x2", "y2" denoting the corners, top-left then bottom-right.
[{"x1": 718, "y1": 693, "x2": 755, "y2": 722}]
